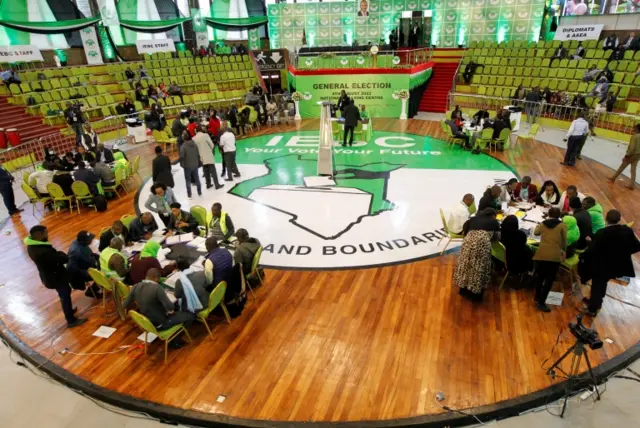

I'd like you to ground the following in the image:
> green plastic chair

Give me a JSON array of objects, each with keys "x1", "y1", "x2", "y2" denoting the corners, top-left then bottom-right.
[
  {"x1": 491, "y1": 241, "x2": 510, "y2": 289},
  {"x1": 120, "y1": 214, "x2": 136, "y2": 229},
  {"x1": 129, "y1": 310, "x2": 192, "y2": 364},
  {"x1": 560, "y1": 254, "x2": 581, "y2": 288},
  {"x1": 103, "y1": 167, "x2": 127, "y2": 198},
  {"x1": 71, "y1": 181, "x2": 95, "y2": 214},
  {"x1": 491, "y1": 128, "x2": 511, "y2": 152},
  {"x1": 438, "y1": 209, "x2": 464, "y2": 256},
  {"x1": 190, "y1": 205, "x2": 208, "y2": 236},
  {"x1": 88, "y1": 268, "x2": 113, "y2": 312},
  {"x1": 197, "y1": 281, "x2": 231, "y2": 340},
  {"x1": 46, "y1": 182, "x2": 74, "y2": 215},
  {"x1": 21, "y1": 182, "x2": 53, "y2": 216},
  {"x1": 474, "y1": 127, "x2": 494, "y2": 151}
]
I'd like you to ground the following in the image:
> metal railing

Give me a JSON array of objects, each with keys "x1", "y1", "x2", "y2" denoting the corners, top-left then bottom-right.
[
  {"x1": 290, "y1": 47, "x2": 433, "y2": 69},
  {"x1": 448, "y1": 92, "x2": 640, "y2": 140}
]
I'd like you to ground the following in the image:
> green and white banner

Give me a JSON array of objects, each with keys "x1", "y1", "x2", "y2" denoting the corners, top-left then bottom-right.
[
  {"x1": 136, "y1": 38, "x2": 176, "y2": 55},
  {"x1": 80, "y1": 26, "x2": 103, "y2": 65},
  {"x1": 295, "y1": 73, "x2": 407, "y2": 118},
  {"x1": 0, "y1": 45, "x2": 43, "y2": 62}
]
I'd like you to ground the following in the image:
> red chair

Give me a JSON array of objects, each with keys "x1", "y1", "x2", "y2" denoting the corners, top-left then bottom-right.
[{"x1": 6, "y1": 129, "x2": 20, "y2": 147}]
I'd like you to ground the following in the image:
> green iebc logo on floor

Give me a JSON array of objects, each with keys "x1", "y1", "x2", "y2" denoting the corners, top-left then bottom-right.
[{"x1": 143, "y1": 131, "x2": 515, "y2": 269}]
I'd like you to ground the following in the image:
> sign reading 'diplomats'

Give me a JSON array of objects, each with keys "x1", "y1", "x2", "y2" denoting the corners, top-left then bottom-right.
[
  {"x1": 136, "y1": 39, "x2": 176, "y2": 55},
  {"x1": 0, "y1": 45, "x2": 44, "y2": 62},
  {"x1": 553, "y1": 24, "x2": 604, "y2": 41}
]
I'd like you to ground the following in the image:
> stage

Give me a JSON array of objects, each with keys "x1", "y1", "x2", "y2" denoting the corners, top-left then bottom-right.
[{"x1": 1, "y1": 119, "x2": 639, "y2": 427}]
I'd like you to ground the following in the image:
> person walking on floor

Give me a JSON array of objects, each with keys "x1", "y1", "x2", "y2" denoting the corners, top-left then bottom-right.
[
  {"x1": 152, "y1": 146, "x2": 174, "y2": 188},
  {"x1": 24, "y1": 225, "x2": 87, "y2": 328},
  {"x1": 219, "y1": 127, "x2": 240, "y2": 182},
  {"x1": 193, "y1": 124, "x2": 224, "y2": 190},
  {"x1": 561, "y1": 111, "x2": 590, "y2": 167},
  {"x1": 532, "y1": 207, "x2": 567, "y2": 312},
  {"x1": 0, "y1": 163, "x2": 22, "y2": 216},
  {"x1": 342, "y1": 99, "x2": 361, "y2": 147},
  {"x1": 608, "y1": 123, "x2": 640, "y2": 190},
  {"x1": 581, "y1": 210, "x2": 640, "y2": 317},
  {"x1": 179, "y1": 131, "x2": 202, "y2": 199}
]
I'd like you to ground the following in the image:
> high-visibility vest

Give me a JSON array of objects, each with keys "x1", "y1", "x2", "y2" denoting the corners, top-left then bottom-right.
[
  {"x1": 99, "y1": 247, "x2": 128, "y2": 278},
  {"x1": 210, "y1": 211, "x2": 228, "y2": 236}
]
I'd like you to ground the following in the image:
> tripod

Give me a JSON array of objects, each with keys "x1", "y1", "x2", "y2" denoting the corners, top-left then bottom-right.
[{"x1": 546, "y1": 340, "x2": 601, "y2": 418}]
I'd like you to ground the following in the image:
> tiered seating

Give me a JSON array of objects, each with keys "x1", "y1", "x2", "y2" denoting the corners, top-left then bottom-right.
[{"x1": 460, "y1": 39, "x2": 640, "y2": 111}]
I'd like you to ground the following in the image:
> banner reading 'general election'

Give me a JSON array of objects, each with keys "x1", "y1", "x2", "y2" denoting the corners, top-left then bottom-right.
[{"x1": 296, "y1": 73, "x2": 407, "y2": 118}]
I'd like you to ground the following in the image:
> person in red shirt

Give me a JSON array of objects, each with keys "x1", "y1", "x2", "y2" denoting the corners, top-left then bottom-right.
[
  {"x1": 208, "y1": 110, "x2": 221, "y2": 137},
  {"x1": 187, "y1": 117, "x2": 198, "y2": 137}
]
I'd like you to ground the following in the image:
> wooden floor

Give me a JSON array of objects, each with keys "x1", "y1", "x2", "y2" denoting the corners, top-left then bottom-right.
[{"x1": 1, "y1": 119, "x2": 639, "y2": 424}]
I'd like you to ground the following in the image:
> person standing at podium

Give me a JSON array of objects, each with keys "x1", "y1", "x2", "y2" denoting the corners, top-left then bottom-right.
[{"x1": 342, "y1": 100, "x2": 361, "y2": 147}]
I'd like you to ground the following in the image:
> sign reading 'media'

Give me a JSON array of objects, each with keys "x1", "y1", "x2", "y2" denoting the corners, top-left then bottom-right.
[{"x1": 137, "y1": 131, "x2": 516, "y2": 270}]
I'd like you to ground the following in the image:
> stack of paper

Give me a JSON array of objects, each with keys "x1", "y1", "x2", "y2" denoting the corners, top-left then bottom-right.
[
  {"x1": 191, "y1": 256, "x2": 206, "y2": 271},
  {"x1": 92, "y1": 326, "x2": 116, "y2": 338},
  {"x1": 156, "y1": 247, "x2": 171, "y2": 263},
  {"x1": 187, "y1": 236, "x2": 206, "y2": 248},
  {"x1": 128, "y1": 241, "x2": 146, "y2": 252},
  {"x1": 525, "y1": 208, "x2": 546, "y2": 224},
  {"x1": 166, "y1": 232, "x2": 194, "y2": 246},
  {"x1": 149, "y1": 230, "x2": 166, "y2": 244},
  {"x1": 515, "y1": 202, "x2": 535, "y2": 210}
]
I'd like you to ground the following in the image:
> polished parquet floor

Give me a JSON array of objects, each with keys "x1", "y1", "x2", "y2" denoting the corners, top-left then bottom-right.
[{"x1": 0, "y1": 119, "x2": 639, "y2": 424}]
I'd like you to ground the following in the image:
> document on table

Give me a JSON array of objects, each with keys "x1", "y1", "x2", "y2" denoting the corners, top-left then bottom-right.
[
  {"x1": 163, "y1": 272, "x2": 179, "y2": 288},
  {"x1": 187, "y1": 236, "x2": 206, "y2": 248},
  {"x1": 525, "y1": 208, "x2": 546, "y2": 224},
  {"x1": 515, "y1": 202, "x2": 535, "y2": 210},
  {"x1": 149, "y1": 230, "x2": 166, "y2": 244},
  {"x1": 165, "y1": 232, "x2": 194, "y2": 246},
  {"x1": 128, "y1": 241, "x2": 146, "y2": 253},
  {"x1": 156, "y1": 247, "x2": 171, "y2": 263},
  {"x1": 191, "y1": 256, "x2": 206, "y2": 271}
]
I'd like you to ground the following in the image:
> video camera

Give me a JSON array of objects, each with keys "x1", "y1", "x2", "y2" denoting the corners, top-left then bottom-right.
[{"x1": 569, "y1": 314, "x2": 603, "y2": 350}]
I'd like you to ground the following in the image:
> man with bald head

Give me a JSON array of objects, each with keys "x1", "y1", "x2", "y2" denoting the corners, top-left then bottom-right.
[
  {"x1": 478, "y1": 185, "x2": 502, "y2": 211},
  {"x1": 124, "y1": 268, "x2": 194, "y2": 335},
  {"x1": 99, "y1": 237, "x2": 129, "y2": 280},
  {"x1": 447, "y1": 194, "x2": 475, "y2": 235},
  {"x1": 129, "y1": 212, "x2": 159, "y2": 241},
  {"x1": 203, "y1": 236, "x2": 233, "y2": 291}
]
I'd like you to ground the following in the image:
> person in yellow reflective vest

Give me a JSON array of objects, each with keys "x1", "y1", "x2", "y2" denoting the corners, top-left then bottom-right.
[
  {"x1": 99, "y1": 237, "x2": 129, "y2": 280},
  {"x1": 209, "y1": 202, "x2": 235, "y2": 242}
]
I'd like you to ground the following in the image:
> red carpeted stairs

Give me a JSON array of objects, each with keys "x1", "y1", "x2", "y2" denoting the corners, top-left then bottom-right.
[
  {"x1": 418, "y1": 62, "x2": 460, "y2": 113},
  {"x1": 0, "y1": 96, "x2": 63, "y2": 142}
]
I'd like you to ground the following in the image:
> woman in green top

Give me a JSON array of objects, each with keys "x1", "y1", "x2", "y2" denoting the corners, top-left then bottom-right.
[{"x1": 563, "y1": 215, "x2": 580, "y2": 258}]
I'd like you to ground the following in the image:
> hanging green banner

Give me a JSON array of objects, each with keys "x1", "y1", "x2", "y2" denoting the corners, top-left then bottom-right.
[
  {"x1": 294, "y1": 72, "x2": 408, "y2": 118},
  {"x1": 248, "y1": 28, "x2": 261, "y2": 50}
]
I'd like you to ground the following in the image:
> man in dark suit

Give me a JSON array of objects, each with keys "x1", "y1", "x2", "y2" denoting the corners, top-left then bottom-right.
[
  {"x1": 152, "y1": 145, "x2": 174, "y2": 188},
  {"x1": 582, "y1": 210, "x2": 640, "y2": 316},
  {"x1": 94, "y1": 143, "x2": 114, "y2": 163},
  {"x1": 25, "y1": 225, "x2": 87, "y2": 328},
  {"x1": 73, "y1": 161, "x2": 101, "y2": 195},
  {"x1": 342, "y1": 99, "x2": 361, "y2": 147},
  {"x1": 337, "y1": 90, "x2": 350, "y2": 115},
  {"x1": 99, "y1": 220, "x2": 130, "y2": 251}
]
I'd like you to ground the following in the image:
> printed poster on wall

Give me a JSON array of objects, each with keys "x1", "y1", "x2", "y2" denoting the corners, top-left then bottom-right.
[
  {"x1": 295, "y1": 72, "x2": 407, "y2": 118},
  {"x1": 136, "y1": 39, "x2": 176, "y2": 55},
  {"x1": 80, "y1": 27, "x2": 104, "y2": 65},
  {"x1": 553, "y1": 24, "x2": 604, "y2": 41},
  {"x1": 0, "y1": 45, "x2": 44, "y2": 62}
]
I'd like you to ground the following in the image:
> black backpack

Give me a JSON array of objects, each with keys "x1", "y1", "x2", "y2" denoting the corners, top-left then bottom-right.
[{"x1": 94, "y1": 195, "x2": 107, "y2": 212}]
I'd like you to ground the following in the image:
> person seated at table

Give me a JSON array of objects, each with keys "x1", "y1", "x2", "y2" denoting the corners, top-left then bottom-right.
[
  {"x1": 514, "y1": 176, "x2": 538, "y2": 203},
  {"x1": 99, "y1": 220, "x2": 130, "y2": 251},
  {"x1": 124, "y1": 268, "x2": 194, "y2": 345},
  {"x1": 455, "y1": 208, "x2": 501, "y2": 302},
  {"x1": 569, "y1": 197, "x2": 592, "y2": 250},
  {"x1": 234, "y1": 229, "x2": 262, "y2": 276},
  {"x1": 52, "y1": 165, "x2": 74, "y2": 196},
  {"x1": 168, "y1": 202, "x2": 199, "y2": 235},
  {"x1": 582, "y1": 196, "x2": 605, "y2": 234},
  {"x1": 450, "y1": 105, "x2": 463, "y2": 121},
  {"x1": 67, "y1": 231, "x2": 103, "y2": 298},
  {"x1": 563, "y1": 215, "x2": 580, "y2": 259},
  {"x1": 445, "y1": 119, "x2": 470, "y2": 149},
  {"x1": 174, "y1": 256, "x2": 209, "y2": 314},
  {"x1": 478, "y1": 185, "x2": 502, "y2": 211},
  {"x1": 99, "y1": 237, "x2": 129, "y2": 280},
  {"x1": 129, "y1": 241, "x2": 176, "y2": 285},
  {"x1": 145, "y1": 182, "x2": 178, "y2": 228},
  {"x1": 536, "y1": 180, "x2": 561, "y2": 207},
  {"x1": 499, "y1": 178, "x2": 519, "y2": 206},
  {"x1": 204, "y1": 237, "x2": 233, "y2": 291},
  {"x1": 129, "y1": 212, "x2": 159, "y2": 242},
  {"x1": 73, "y1": 161, "x2": 101, "y2": 195},
  {"x1": 89, "y1": 158, "x2": 116, "y2": 188},
  {"x1": 447, "y1": 194, "x2": 475, "y2": 235},
  {"x1": 360, "y1": 105, "x2": 370, "y2": 120},
  {"x1": 470, "y1": 120, "x2": 494, "y2": 151},
  {"x1": 29, "y1": 164, "x2": 55, "y2": 197},
  {"x1": 558, "y1": 185, "x2": 584, "y2": 214},
  {"x1": 533, "y1": 207, "x2": 567, "y2": 313},
  {"x1": 492, "y1": 112, "x2": 510, "y2": 149},
  {"x1": 94, "y1": 143, "x2": 114, "y2": 164},
  {"x1": 500, "y1": 215, "x2": 533, "y2": 279},
  {"x1": 210, "y1": 202, "x2": 235, "y2": 242},
  {"x1": 61, "y1": 152, "x2": 77, "y2": 171},
  {"x1": 472, "y1": 109, "x2": 490, "y2": 126}
]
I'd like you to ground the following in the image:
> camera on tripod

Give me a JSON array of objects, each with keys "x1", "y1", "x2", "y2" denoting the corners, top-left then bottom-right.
[{"x1": 569, "y1": 314, "x2": 603, "y2": 350}]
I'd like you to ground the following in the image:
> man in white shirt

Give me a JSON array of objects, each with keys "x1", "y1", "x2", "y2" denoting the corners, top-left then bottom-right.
[
  {"x1": 219, "y1": 127, "x2": 241, "y2": 181},
  {"x1": 29, "y1": 165, "x2": 55, "y2": 196},
  {"x1": 447, "y1": 194, "x2": 475, "y2": 235},
  {"x1": 561, "y1": 111, "x2": 590, "y2": 167},
  {"x1": 193, "y1": 125, "x2": 224, "y2": 190}
]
